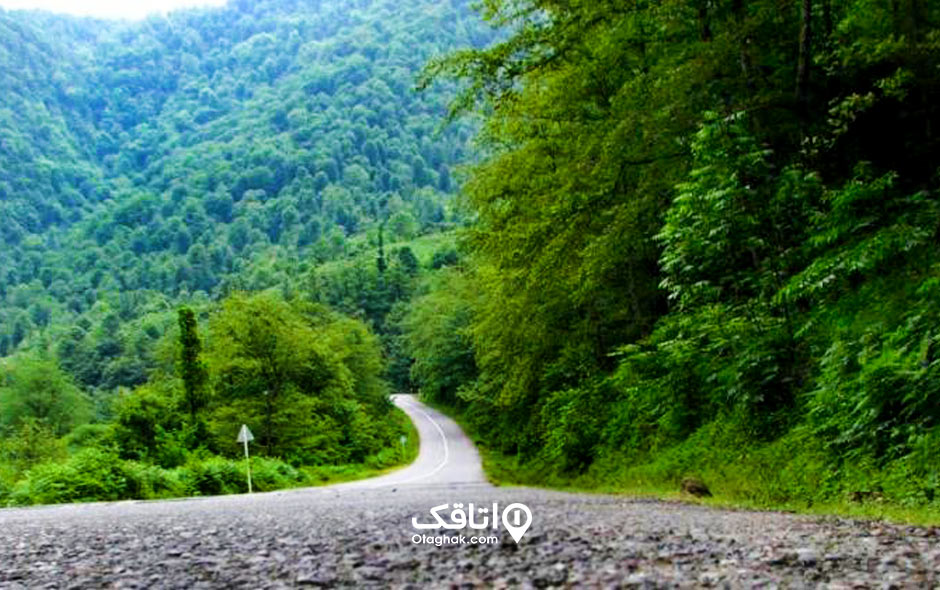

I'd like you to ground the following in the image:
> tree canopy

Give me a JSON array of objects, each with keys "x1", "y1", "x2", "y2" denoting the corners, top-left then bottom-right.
[
  {"x1": 0, "y1": 0, "x2": 494, "y2": 389},
  {"x1": 412, "y1": 0, "x2": 940, "y2": 506}
]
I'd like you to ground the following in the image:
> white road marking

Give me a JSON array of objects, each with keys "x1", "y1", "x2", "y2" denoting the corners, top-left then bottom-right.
[{"x1": 384, "y1": 398, "x2": 449, "y2": 485}]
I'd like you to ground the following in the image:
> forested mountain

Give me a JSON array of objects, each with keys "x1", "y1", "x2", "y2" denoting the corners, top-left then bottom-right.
[
  {"x1": 0, "y1": 0, "x2": 488, "y2": 386},
  {"x1": 414, "y1": 0, "x2": 940, "y2": 510},
  {"x1": 0, "y1": 0, "x2": 487, "y2": 505}
]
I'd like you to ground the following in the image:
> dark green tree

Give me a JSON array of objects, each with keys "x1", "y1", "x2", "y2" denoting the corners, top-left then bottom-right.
[
  {"x1": 177, "y1": 307, "x2": 208, "y2": 421},
  {"x1": 376, "y1": 224, "x2": 387, "y2": 274}
]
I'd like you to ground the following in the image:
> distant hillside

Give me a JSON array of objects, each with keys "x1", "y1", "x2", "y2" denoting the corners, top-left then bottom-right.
[{"x1": 0, "y1": 0, "x2": 491, "y2": 373}]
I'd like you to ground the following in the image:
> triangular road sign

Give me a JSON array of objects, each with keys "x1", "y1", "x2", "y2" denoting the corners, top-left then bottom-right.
[{"x1": 237, "y1": 424, "x2": 254, "y2": 443}]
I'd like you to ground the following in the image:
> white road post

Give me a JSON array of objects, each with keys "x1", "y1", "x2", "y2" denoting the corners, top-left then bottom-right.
[{"x1": 237, "y1": 424, "x2": 255, "y2": 493}]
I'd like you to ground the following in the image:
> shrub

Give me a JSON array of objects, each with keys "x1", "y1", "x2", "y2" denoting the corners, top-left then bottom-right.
[
  {"x1": 12, "y1": 448, "x2": 128, "y2": 505},
  {"x1": 176, "y1": 456, "x2": 245, "y2": 496},
  {"x1": 64, "y1": 423, "x2": 114, "y2": 451},
  {"x1": 0, "y1": 467, "x2": 14, "y2": 506},
  {"x1": 121, "y1": 461, "x2": 186, "y2": 499},
  {"x1": 365, "y1": 447, "x2": 399, "y2": 470},
  {"x1": 112, "y1": 382, "x2": 183, "y2": 462},
  {"x1": 249, "y1": 457, "x2": 307, "y2": 491}
]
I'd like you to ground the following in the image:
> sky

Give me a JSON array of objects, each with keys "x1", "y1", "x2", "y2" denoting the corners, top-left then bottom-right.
[{"x1": 0, "y1": 0, "x2": 227, "y2": 20}]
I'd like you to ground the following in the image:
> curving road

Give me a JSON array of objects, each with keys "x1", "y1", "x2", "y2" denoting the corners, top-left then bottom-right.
[
  {"x1": 0, "y1": 394, "x2": 937, "y2": 588},
  {"x1": 336, "y1": 394, "x2": 488, "y2": 488}
]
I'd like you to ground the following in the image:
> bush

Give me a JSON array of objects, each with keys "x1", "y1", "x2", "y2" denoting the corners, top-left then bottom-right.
[
  {"x1": 540, "y1": 384, "x2": 606, "y2": 473},
  {"x1": 0, "y1": 419, "x2": 68, "y2": 473},
  {"x1": 249, "y1": 457, "x2": 308, "y2": 491},
  {"x1": 176, "y1": 456, "x2": 245, "y2": 496},
  {"x1": 0, "y1": 467, "x2": 14, "y2": 506},
  {"x1": 64, "y1": 423, "x2": 114, "y2": 451},
  {"x1": 365, "y1": 447, "x2": 399, "y2": 470},
  {"x1": 112, "y1": 382, "x2": 184, "y2": 462},
  {"x1": 121, "y1": 461, "x2": 186, "y2": 499},
  {"x1": 151, "y1": 427, "x2": 190, "y2": 469},
  {"x1": 11, "y1": 448, "x2": 129, "y2": 505}
]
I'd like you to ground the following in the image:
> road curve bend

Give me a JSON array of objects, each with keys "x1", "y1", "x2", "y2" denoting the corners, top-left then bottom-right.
[{"x1": 336, "y1": 393, "x2": 488, "y2": 489}]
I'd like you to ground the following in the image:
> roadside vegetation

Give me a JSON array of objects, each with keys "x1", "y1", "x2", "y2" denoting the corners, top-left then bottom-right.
[
  {"x1": 0, "y1": 292, "x2": 420, "y2": 506},
  {"x1": 406, "y1": 0, "x2": 940, "y2": 523}
]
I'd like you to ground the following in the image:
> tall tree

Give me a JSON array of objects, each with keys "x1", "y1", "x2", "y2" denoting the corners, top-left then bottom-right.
[{"x1": 177, "y1": 307, "x2": 208, "y2": 421}]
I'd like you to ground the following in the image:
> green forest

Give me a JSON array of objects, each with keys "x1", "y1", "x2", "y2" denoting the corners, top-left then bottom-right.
[
  {"x1": 410, "y1": 0, "x2": 940, "y2": 517},
  {"x1": 0, "y1": 0, "x2": 483, "y2": 504},
  {"x1": 3, "y1": 0, "x2": 940, "y2": 519}
]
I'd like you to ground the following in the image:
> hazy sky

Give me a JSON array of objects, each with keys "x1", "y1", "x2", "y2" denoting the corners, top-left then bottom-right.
[{"x1": 0, "y1": 0, "x2": 227, "y2": 20}]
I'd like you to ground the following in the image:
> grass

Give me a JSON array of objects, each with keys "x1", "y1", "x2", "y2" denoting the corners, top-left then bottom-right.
[
  {"x1": 481, "y1": 447, "x2": 940, "y2": 527},
  {"x1": 316, "y1": 229, "x2": 457, "y2": 275},
  {"x1": 423, "y1": 398, "x2": 940, "y2": 527}
]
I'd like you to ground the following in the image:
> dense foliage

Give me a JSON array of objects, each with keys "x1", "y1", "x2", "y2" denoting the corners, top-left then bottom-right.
[
  {"x1": 0, "y1": 291, "x2": 418, "y2": 505},
  {"x1": 412, "y1": 0, "x2": 940, "y2": 508},
  {"x1": 0, "y1": 0, "x2": 492, "y2": 387},
  {"x1": 0, "y1": 0, "x2": 486, "y2": 505}
]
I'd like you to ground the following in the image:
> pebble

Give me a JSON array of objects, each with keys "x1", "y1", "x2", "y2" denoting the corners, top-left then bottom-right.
[{"x1": 796, "y1": 548, "x2": 818, "y2": 565}]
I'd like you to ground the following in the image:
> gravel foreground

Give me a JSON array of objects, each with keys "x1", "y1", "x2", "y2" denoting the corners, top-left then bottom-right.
[{"x1": 1, "y1": 483, "x2": 938, "y2": 589}]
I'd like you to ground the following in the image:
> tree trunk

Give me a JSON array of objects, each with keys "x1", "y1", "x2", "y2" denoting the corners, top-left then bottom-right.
[
  {"x1": 698, "y1": 0, "x2": 712, "y2": 42},
  {"x1": 908, "y1": 0, "x2": 927, "y2": 43},
  {"x1": 733, "y1": 0, "x2": 754, "y2": 94},
  {"x1": 796, "y1": 0, "x2": 813, "y2": 109}
]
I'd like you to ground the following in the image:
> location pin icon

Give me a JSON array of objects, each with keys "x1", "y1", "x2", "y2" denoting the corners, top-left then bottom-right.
[{"x1": 501, "y1": 503, "x2": 532, "y2": 543}]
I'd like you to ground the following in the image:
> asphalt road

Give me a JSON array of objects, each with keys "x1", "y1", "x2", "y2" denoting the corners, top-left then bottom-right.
[
  {"x1": 0, "y1": 394, "x2": 937, "y2": 588},
  {"x1": 336, "y1": 394, "x2": 487, "y2": 488}
]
